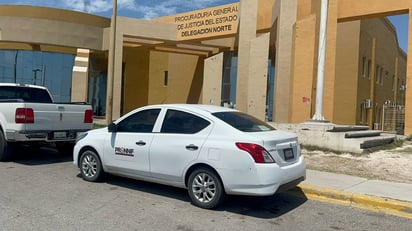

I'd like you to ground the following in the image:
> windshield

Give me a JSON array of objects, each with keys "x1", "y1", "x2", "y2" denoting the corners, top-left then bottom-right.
[{"x1": 212, "y1": 111, "x2": 275, "y2": 132}]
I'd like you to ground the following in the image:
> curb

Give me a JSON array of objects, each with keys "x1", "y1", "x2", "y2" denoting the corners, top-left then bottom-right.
[{"x1": 289, "y1": 184, "x2": 412, "y2": 219}]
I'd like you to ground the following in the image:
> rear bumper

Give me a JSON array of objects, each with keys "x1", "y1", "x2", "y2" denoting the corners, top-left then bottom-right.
[
  {"x1": 220, "y1": 156, "x2": 306, "y2": 196},
  {"x1": 5, "y1": 129, "x2": 89, "y2": 142}
]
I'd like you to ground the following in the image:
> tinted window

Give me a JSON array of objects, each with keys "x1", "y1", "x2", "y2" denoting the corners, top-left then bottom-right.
[
  {"x1": 0, "y1": 86, "x2": 52, "y2": 103},
  {"x1": 161, "y1": 109, "x2": 210, "y2": 134},
  {"x1": 212, "y1": 112, "x2": 275, "y2": 132},
  {"x1": 117, "y1": 109, "x2": 160, "y2": 133}
]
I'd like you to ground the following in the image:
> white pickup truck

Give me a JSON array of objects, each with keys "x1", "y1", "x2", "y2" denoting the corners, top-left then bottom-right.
[{"x1": 0, "y1": 83, "x2": 93, "y2": 161}]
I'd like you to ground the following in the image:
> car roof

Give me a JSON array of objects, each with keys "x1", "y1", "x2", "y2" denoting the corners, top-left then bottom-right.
[{"x1": 146, "y1": 104, "x2": 238, "y2": 114}]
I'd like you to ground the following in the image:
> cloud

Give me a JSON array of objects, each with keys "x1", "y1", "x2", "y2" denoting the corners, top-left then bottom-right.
[{"x1": 64, "y1": 0, "x2": 118, "y2": 13}]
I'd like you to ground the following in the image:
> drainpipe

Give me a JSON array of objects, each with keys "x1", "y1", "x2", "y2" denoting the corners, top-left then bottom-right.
[
  {"x1": 14, "y1": 50, "x2": 18, "y2": 83},
  {"x1": 368, "y1": 38, "x2": 376, "y2": 129}
]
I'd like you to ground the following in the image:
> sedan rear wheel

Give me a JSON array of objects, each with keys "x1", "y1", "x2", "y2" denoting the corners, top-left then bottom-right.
[
  {"x1": 188, "y1": 168, "x2": 225, "y2": 209},
  {"x1": 79, "y1": 150, "x2": 105, "y2": 182}
]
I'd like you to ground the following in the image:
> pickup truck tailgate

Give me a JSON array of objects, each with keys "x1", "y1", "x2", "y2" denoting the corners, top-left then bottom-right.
[{"x1": 24, "y1": 103, "x2": 92, "y2": 131}]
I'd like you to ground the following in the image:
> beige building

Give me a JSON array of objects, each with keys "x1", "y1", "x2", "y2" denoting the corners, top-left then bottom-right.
[
  {"x1": 333, "y1": 18, "x2": 407, "y2": 130},
  {"x1": 0, "y1": 0, "x2": 411, "y2": 135}
]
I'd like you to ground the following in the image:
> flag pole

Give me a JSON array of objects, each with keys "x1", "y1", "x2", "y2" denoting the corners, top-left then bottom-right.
[
  {"x1": 106, "y1": 0, "x2": 117, "y2": 124},
  {"x1": 312, "y1": 0, "x2": 329, "y2": 121}
]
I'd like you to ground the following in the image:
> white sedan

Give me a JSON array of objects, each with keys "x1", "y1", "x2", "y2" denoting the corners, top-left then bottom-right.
[{"x1": 73, "y1": 104, "x2": 306, "y2": 209}]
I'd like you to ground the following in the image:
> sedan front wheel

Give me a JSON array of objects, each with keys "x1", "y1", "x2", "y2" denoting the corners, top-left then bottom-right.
[
  {"x1": 79, "y1": 150, "x2": 105, "y2": 182},
  {"x1": 188, "y1": 168, "x2": 225, "y2": 209}
]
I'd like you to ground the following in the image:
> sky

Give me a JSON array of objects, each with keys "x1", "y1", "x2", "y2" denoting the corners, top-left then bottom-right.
[{"x1": 0, "y1": 0, "x2": 409, "y2": 52}]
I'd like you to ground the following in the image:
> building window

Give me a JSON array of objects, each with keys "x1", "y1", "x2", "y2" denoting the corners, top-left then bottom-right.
[
  {"x1": 380, "y1": 67, "x2": 384, "y2": 85},
  {"x1": 163, "y1": 71, "x2": 168, "y2": 86},
  {"x1": 361, "y1": 56, "x2": 366, "y2": 77}
]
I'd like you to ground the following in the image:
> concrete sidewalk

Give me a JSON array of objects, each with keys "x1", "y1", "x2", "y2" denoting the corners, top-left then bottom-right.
[{"x1": 294, "y1": 170, "x2": 412, "y2": 219}]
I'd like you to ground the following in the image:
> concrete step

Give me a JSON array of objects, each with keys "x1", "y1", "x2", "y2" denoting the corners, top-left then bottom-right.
[
  {"x1": 273, "y1": 122, "x2": 398, "y2": 154},
  {"x1": 359, "y1": 135, "x2": 396, "y2": 149},
  {"x1": 328, "y1": 125, "x2": 369, "y2": 132},
  {"x1": 345, "y1": 130, "x2": 382, "y2": 138}
]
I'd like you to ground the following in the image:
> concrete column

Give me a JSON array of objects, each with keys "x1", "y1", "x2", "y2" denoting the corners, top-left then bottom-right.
[
  {"x1": 273, "y1": 0, "x2": 297, "y2": 123},
  {"x1": 248, "y1": 33, "x2": 270, "y2": 120},
  {"x1": 71, "y1": 48, "x2": 89, "y2": 103},
  {"x1": 404, "y1": 9, "x2": 412, "y2": 135},
  {"x1": 112, "y1": 36, "x2": 123, "y2": 119},
  {"x1": 236, "y1": 0, "x2": 269, "y2": 120},
  {"x1": 289, "y1": 15, "x2": 317, "y2": 123},
  {"x1": 202, "y1": 53, "x2": 224, "y2": 106},
  {"x1": 236, "y1": 0, "x2": 258, "y2": 113}
]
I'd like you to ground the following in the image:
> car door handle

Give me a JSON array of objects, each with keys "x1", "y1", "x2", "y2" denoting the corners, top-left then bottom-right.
[
  {"x1": 136, "y1": 141, "x2": 146, "y2": 146},
  {"x1": 185, "y1": 144, "x2": 198, "y2": 151}
]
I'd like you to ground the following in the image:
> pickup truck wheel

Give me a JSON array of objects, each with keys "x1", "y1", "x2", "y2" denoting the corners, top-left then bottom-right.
[
  {"x1": 79, "y1": 150, "x2": 105, "y2": 182},
  {"x1": 187, "y1": 167, "x2": 225, "y2": 209},
  {"x1": 0, "y1": 130, "x2": 13, "y2": 161}
]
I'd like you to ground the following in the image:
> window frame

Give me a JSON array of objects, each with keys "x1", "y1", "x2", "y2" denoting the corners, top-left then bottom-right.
[
  {"x1": 116, "y1": 109, "x2": 161, "y2": 133},
  {"x1": 160, "y1": 109, "x2": 211, "y2": 134}
]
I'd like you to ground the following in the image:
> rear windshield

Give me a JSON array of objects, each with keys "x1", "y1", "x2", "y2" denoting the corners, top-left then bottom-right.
[
  {"x1": 212, "y1": 112, "x2": 275, "y2": 132},
  {"x1": 0, "y1": 86, "x2": 52, "y2": 103}
]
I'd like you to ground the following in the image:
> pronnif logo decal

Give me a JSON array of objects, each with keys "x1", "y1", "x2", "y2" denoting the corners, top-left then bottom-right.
[{"x1": 115, "y1": 147, "x2": 135, "y2": 157}]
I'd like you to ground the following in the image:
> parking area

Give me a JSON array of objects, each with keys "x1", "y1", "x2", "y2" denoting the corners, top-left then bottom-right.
[
  {"x1": 2, "y1": 146, "x2": 412, "y2": 230},
  {"x1": 0, "y1": 146, "x2": 308, "y2": 230}
]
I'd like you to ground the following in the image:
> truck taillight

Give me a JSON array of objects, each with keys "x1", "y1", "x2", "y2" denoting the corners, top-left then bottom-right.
[
  {"x1": 15, "y1": 108, "x2": 34, "y2": 123},
  {"x1": 236, "y1": 143, "x2": 275, "y2": 163},
  {"x1": 84, "y1": 109, "x2": 93, "y2": 123}
]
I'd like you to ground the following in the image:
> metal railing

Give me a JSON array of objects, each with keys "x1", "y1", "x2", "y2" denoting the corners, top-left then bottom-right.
[{"x1": 382, "y1": 104, "x2": 405, "y2": 135}]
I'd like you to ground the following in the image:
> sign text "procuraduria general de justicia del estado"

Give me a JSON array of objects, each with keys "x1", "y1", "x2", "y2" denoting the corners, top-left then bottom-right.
[{"x1": 174, "y1": 5, "x2": 239, "y2": 39}]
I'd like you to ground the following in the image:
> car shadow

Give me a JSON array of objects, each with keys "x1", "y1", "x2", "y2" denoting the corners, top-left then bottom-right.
[
  {"x1": 219, "y1": 189, "x2": 308, "y2": 219},
  {"x1": 11, "y1": 144, "x2": 73, "y2": 165},
  {"x1": 104, "y1": 175, "x2": 191, "y2": 202},
  {"x1": 102, "y1": 175, "x2": 308, "y2": 219}
]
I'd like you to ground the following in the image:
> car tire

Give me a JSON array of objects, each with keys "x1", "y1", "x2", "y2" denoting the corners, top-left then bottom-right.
[
  {"x1": 0, "y1": 130, "x2": 13, "y2": 161},
  {"x1": 79, "y1": 149, "x2": 105, "y2": 182},
  {"x1": 188, "y1": 167, "x2": 225, "y2": 209}
]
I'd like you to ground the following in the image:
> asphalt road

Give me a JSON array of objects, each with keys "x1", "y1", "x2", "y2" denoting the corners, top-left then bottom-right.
[{"x1": 0, "y1": 145, "x2": 411, "y2": 231}]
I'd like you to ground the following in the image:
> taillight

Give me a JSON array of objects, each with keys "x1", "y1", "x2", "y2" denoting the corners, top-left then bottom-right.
[
  {"x1": 236, "y1": 143, "x2": 275, "y2": 163},
  {"x1": 15, "y1": 108, "x2": 34, "y2": 123},
  {"x1": 84, "y1": 109, "x2": 93, "y2": 123}
]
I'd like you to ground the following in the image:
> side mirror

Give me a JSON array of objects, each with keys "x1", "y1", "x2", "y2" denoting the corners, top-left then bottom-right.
[{"x1": 108, "y1": 122, "x2": 118, "y2": 133}]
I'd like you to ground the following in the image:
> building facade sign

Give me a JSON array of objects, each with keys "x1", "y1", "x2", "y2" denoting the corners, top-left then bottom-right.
[{"x1": 170, "y1": 3, "x2": 239, "y2": 40}]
